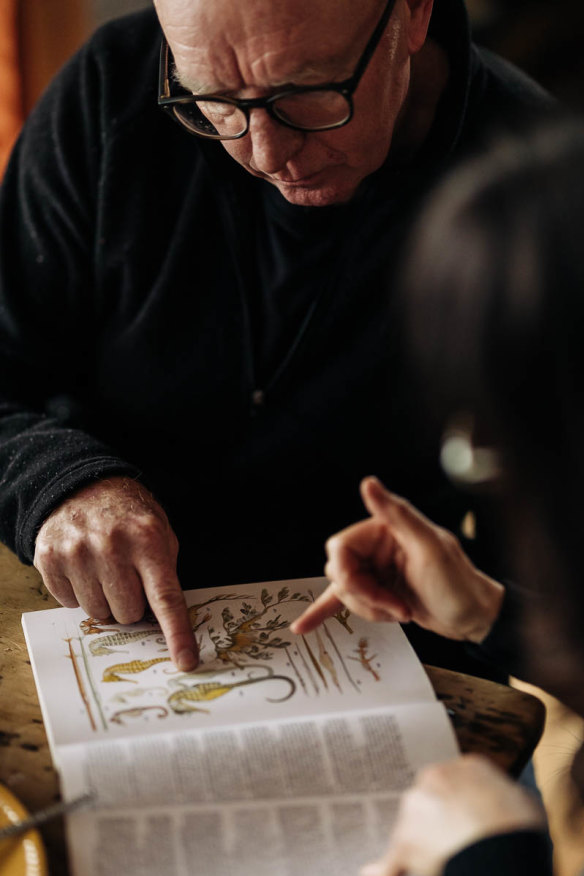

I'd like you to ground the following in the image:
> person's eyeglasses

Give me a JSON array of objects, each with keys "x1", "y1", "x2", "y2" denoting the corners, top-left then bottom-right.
[{"x1": 157, "y1": 0, "x2": 397, "y2": 140}]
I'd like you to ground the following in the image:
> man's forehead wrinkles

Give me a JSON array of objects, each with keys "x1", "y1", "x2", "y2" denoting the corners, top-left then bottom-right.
[
  {"x1": 175, "y1": 37, "x2": 351, "y2": 95},
  {"x1": 173, "y1": 34, "x2": 245, "y2": 94},
  {"x1": 167, "y1": 0, "x2": 381, "y2": 95},
  {"x1": 248, "y1": 36, "x2": 350, "y2": 86}
]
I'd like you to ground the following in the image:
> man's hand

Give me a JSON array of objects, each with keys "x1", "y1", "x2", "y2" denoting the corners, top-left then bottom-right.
[
  {"x1": 291, "y1": 476, "x2": 504, "y2": 643},
  {"x1": 360, "y1": 755, "x2": 546, "y2": 876},
  {"x1": 33, "y1": 476, "x2": 198, "y2": 671}
]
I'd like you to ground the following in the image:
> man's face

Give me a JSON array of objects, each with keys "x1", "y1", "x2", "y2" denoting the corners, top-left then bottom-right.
[{"x1": 155, "y1": 0, "x2": 430, "y2": 206}]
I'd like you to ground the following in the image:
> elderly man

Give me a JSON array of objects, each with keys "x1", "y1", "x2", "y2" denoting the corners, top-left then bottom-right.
[{"x1": 0, "y1": 0, "x2": 549, "y2": 670}]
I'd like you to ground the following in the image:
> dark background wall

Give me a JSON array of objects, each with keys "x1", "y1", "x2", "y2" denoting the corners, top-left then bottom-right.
[
  {"x1": 92, "y1": 0, "x2": 151, "y2": 27},
  {"x1": 468, "y1": 0, "x2": 584, "y2": 111}
]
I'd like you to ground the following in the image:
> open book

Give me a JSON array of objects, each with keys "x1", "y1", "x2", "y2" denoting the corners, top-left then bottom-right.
[{"x1": 22, "y1": 577, "x2": 458, "y2": 876}]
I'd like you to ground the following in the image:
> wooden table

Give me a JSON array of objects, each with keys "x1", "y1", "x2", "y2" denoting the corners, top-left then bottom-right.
[{"x1": 0, "y1": 544, "x2": 545, "y2": 876}]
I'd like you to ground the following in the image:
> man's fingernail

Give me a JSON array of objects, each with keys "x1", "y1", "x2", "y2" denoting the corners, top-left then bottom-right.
[
  {"x1": 289, "y1": 621, "x2": 300, "y2": 634},
  {"x1": 177, "y1": 649, "x2": 198, "y2": 671}
]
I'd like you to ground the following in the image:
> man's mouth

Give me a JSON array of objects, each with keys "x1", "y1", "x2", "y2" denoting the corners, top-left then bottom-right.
[{"x1": 271, "y1": 170, "x2": 326, "y2": 186}]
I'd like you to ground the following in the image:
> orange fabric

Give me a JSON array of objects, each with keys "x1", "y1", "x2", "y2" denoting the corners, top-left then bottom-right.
[{"x1": 0, "y1": 0, "x2": 23, "y2": 177}]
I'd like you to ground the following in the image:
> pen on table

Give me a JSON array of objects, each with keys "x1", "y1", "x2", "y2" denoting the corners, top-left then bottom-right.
[{"x1": 0, "y1": 792, "x2": 95, "y2": 842}]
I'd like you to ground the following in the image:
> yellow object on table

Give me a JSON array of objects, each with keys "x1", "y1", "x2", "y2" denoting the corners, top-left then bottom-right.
[{"x1": 0, "y1": 783, "x2": 47, "y2": 876}]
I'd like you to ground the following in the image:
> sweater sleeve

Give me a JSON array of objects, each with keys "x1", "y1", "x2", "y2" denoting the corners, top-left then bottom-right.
[
  {"x1": 444, "y1": 830, "x2": 552, "y2": 876},
  {"x1": 0, "y1": 36, "x2": 141, "y2": 564},
  {"x1": 464, "y1": 580, "x2": 551, "y2": 683},
  {"x1": 463, "y1": 581, "x2": 525, "y2": 678}
]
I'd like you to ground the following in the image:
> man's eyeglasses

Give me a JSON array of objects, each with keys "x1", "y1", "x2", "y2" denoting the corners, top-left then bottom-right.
[{"x1": 158, "y1": 0, "x2": 397, "y2": 140}]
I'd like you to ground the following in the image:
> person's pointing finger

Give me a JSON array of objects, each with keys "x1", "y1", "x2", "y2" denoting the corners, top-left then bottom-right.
[
  {"x1": 360, "y1": 476, "x2": 434, "y2": 542},
  {"x1": 290, "y1": 586, "x2": 342, "y2": 635},
  {"x1": 142, "y1": 564, "x2": 198, "y2": 671}
]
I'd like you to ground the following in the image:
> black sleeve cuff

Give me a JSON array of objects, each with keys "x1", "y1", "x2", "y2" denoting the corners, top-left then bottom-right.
[
  {"x1": 18, "y1": 458, "x2": 142, "y2": 563},
  {"x1": 465, "y1": 581, "x2": 528, "y2": 679},
  {"x1": 444, "y1": 830, "x2": 552, "y2": 876}
]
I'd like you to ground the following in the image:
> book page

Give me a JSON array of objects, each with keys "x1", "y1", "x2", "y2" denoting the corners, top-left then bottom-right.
[
  {"x1": 22, "y1": 577, "x2": 436, "y2": 756},
  {"x1": 60, "y1": 702, "x2": 458, "y2": 876}
]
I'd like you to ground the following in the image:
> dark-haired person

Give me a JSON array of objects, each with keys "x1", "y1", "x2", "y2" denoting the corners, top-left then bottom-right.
[
  {"x1": 292, "y1": 122, "x2": 584, "y2": 875},
  {"x1": 0, "y1": 0, "x2": 552, "y2": 671}
]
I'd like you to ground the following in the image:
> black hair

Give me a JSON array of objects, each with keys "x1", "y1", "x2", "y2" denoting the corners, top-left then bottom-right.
[{"x1": 401, "y1": 118, "x2": 584, "y2": 796}]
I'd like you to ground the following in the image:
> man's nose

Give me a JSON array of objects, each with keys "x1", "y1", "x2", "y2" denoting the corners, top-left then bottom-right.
[{"x1": 247, "y1": 109, "x2": 305, "y2": 175}]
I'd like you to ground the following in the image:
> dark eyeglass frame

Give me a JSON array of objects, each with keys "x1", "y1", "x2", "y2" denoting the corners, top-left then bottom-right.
[{"x1": 158, "y1": 0, "x2": 398, "y2": 140}]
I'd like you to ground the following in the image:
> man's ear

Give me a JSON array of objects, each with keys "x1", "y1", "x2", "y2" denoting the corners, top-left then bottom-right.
[{"x1": 404, "y1": 0, "x2": 434, "y2": 54}]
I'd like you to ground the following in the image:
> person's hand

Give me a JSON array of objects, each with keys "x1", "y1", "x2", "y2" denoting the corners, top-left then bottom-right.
[
  {"x1": 360, "y1": 754, "x2": 547, "y2": 876},
  {"x1": 33, "y1": 476, "x2": 198, "y2": 671},
  {"x1": 290, "y1": 476, "x2": 504, "y2": 643}
]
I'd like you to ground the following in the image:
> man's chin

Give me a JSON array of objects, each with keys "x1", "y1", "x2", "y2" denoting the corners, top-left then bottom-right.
[{"x1": 272, "y1": 176, "x2": 357, "y2": 207}]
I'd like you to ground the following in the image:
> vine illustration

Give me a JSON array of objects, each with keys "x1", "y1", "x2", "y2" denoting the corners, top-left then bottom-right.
[
  {"x1": 187, "y1": 594, "x2": 251, "y2": 632},
  {"x1": 208, "y1": 587, "x2": 309, "y2": 668}
]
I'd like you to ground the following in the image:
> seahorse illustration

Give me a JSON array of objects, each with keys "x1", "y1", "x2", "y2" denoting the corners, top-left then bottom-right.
[
  {"x1": 110, "y1": 706, "x2": 169, "y2": 725},
  {"x1": 109, "y1": 686, "x2": 169, "y2": 704},
  {"x1": 89, "y1": 630, "x2": 166, "y2": 656},
  {"x1": 348, "y1": 637, "x2": 380, "y2": 681},
  {"x1": 102, "y1": 656, "x2": 172, "y2": 683},
  {"x1": 167, "y1": 674, "x2": 296, "y2": 714},
  {"x1": 168, "y1": 666, "x2": 229, "y2": 689}
]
